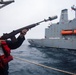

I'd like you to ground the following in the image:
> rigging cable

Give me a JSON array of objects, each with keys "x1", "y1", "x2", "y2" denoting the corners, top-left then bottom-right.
[{"x1": 14, "y1": 56, "x2": 76, "y2": 75}]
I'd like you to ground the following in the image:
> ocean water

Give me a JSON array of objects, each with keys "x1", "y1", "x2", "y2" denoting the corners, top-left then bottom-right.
[{"x1": 9, "y1": 41, "x2": 76, "y2": 75}]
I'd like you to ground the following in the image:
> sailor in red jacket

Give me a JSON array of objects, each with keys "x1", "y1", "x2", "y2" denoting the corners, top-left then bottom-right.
[{"x1": 0, "y1": 29, "x2": 28, "y2": 75}]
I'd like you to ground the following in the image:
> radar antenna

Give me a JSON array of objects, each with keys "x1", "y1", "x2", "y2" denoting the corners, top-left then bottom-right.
[
  {"x1": 0, "y1": 0, "x2": 14, "y2": 9},
  {"x1": 71, "y1": 5, "x2": 76, "y2": 18}
]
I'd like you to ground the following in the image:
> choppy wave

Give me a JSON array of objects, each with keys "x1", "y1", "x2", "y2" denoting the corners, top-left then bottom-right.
[{"x1": 9, "y1": 41, "x2": 76, "y2": 75}]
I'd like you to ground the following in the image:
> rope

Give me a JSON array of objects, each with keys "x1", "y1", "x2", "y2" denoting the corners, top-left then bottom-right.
[{"x1": 14, "y1": 56, "x2": 76, "y2": 75}]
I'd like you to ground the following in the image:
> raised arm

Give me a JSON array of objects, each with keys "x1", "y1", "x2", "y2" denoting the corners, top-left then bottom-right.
[{"x1": 6, "y1": 29, "x2": 28, "y2": 49}]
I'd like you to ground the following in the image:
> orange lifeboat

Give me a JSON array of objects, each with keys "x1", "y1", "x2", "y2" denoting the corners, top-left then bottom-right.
[
  {"x1": 74, "y1": 30, "x2": 76, "y2": 34},
  {"x1": 61, "y1": 30, "x2": 73, "y2": 35}
]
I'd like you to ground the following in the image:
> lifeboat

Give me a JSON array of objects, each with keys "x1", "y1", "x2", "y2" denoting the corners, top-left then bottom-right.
[
  {"x1": 61, "y1": 30, "x2": 73, "y2": 35},
  {"x1": 73, "y1": 30, "x2": 76, "y2": 34}
]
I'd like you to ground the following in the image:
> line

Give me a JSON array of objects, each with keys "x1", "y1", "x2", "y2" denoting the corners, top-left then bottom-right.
[{"x1": 14, "y1": 56, "x2": 76, "y2": 75}]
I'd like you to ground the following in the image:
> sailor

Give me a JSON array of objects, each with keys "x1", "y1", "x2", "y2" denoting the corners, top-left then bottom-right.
[{"x1": 0, "y1": 29, "x2": 28, "y2": 75}]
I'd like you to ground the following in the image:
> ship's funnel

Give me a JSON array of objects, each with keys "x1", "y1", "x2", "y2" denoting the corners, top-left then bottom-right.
[{"x1": 59, "y1": 9, "x2": 68, "y2": 24}]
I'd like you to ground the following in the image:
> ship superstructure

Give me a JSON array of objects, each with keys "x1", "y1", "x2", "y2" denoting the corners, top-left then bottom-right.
[{"x1": 28, "y1": 6, "x2": 76, "y2": 50}]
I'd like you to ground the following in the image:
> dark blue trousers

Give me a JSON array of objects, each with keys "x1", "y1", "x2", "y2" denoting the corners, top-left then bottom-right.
[{"x1": 0, "y1": 64, "x2": 9, "y2": 75}]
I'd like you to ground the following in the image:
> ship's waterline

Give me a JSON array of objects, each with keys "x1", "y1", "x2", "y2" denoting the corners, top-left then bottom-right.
[{"x1": 28, "y1": 6, "x2": 76, "y2": 50}]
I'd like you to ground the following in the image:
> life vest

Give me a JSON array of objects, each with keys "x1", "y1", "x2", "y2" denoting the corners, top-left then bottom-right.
[{"x1": 0, "y1": 41, "x2": 13, "y2": 69}]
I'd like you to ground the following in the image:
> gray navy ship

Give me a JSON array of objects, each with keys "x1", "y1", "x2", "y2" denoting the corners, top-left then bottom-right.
[{"x1": 28, "y1": 6, "x2": 76, "y2": 50}]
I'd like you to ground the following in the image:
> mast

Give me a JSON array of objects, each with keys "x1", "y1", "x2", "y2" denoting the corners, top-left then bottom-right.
[
  {"x1": 0, "y1": 0, "x2": 14, "y2": 9},
  {"x1": 71, "y1": 5, "x2": 76, "y2": 19}
]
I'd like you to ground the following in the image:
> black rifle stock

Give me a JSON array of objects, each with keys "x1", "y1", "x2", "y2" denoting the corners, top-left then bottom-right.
[{"x1": 0, "y1": 16, "x2": 57, "y2": 40}]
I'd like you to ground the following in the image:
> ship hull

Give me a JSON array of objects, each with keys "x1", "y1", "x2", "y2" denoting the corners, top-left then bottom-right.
[
  {"x1": 28, "y1": 39, "x2": 76, "y2": 50},
  {"x1": 28, "y1": 8, "x2": 76, "y2": 50}
]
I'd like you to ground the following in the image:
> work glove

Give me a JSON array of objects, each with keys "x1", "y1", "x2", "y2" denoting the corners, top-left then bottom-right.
[{"x1": 20, "y1": 29, "x2": 28, "y2": 37}]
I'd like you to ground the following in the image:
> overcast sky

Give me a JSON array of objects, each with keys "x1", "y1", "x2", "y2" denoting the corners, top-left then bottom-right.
[{"x1": 0, "y1": 0, "x2": 76, "y2": 39}]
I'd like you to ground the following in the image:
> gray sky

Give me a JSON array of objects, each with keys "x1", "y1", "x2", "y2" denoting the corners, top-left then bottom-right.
[{"x1": 0, "y1": 0, "x2": 76, "y2": 39}]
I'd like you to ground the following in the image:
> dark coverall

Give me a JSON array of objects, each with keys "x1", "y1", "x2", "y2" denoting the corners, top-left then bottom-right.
[{"x1": 0, "y1": 36, "x2": 25, "y2": 75}]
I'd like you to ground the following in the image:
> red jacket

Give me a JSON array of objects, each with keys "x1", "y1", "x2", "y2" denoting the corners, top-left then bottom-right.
[
  {"x1": 0, "y1": 41, "x2": 13, "y2": 69},
  {"x1": 0, "y1": 36, "x2": 25, "y2": 69}
]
